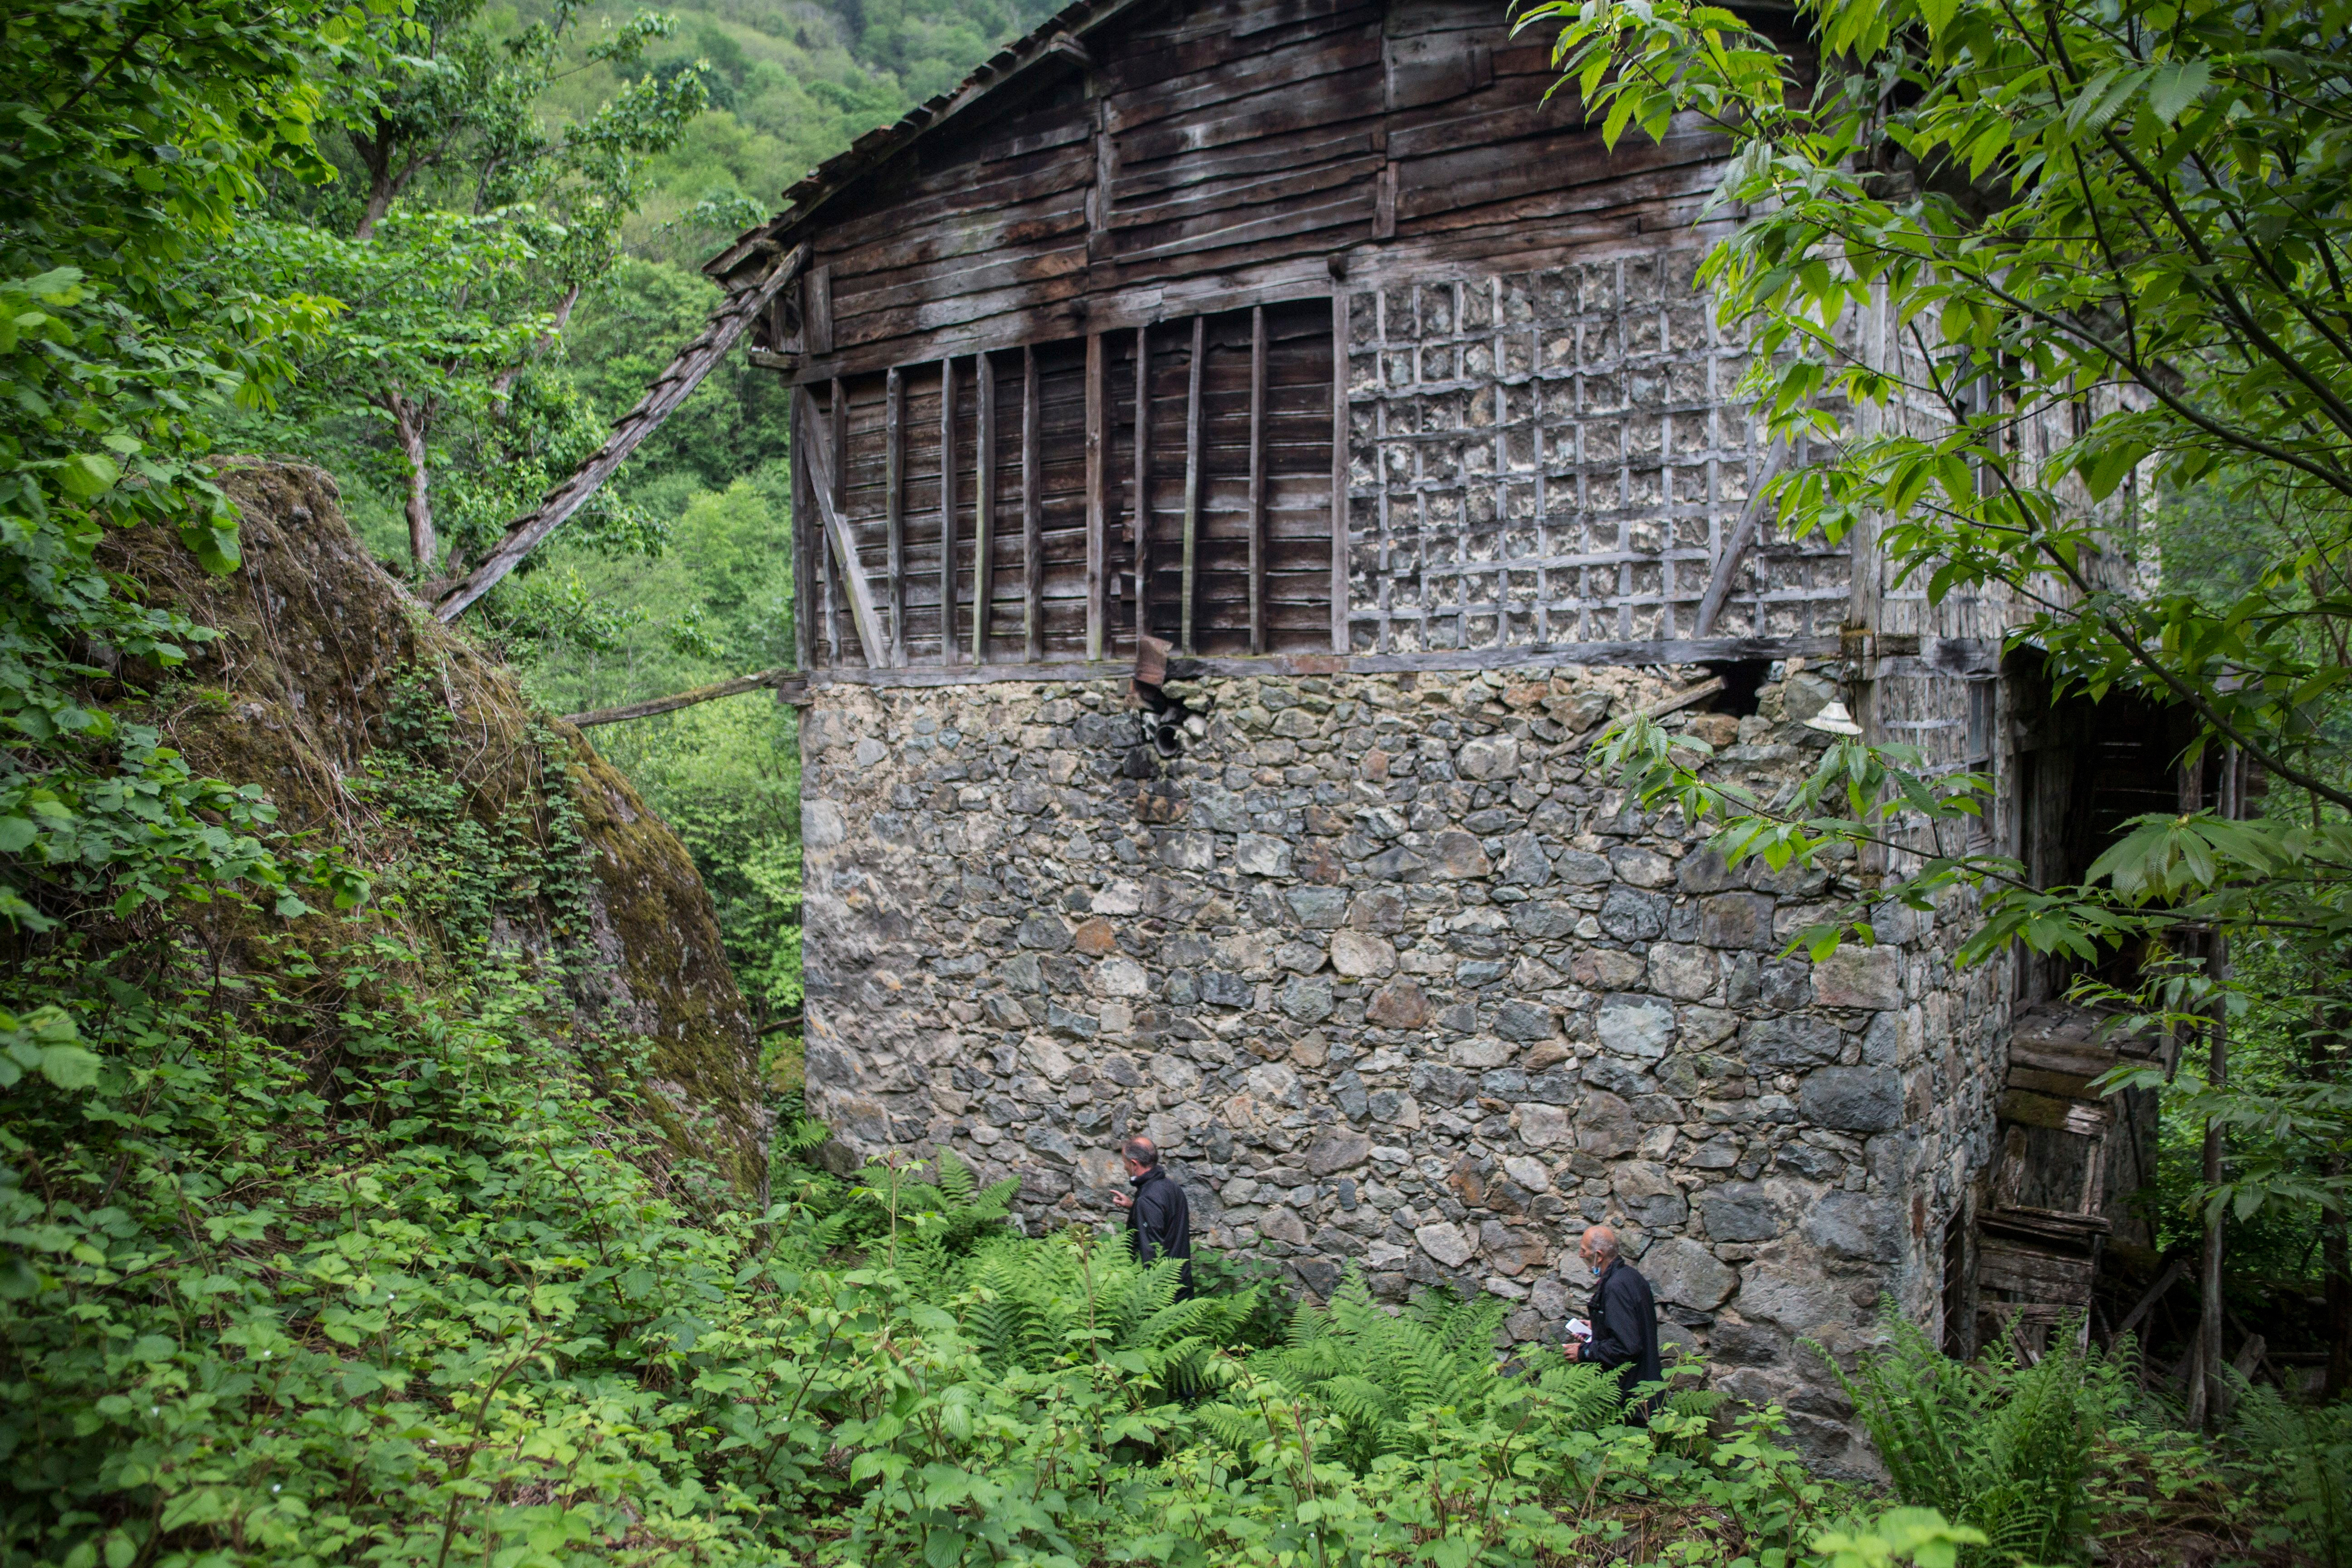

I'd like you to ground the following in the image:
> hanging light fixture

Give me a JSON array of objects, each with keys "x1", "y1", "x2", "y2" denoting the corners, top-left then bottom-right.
[{"x1": 1803, "y1": 698, "x2": 1865, "y2": 736}]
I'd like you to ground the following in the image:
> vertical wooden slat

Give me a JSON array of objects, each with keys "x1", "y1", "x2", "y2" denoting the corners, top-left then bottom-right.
[
  {"x1": 1248, "y1": 304, "x2": 1267, "y2": 655},
  {"x1": 1180, "y1": 314, "x2": 1205, "y2": 654},
  {"x1": 1132, "y1": 325, "x2": 1152, "y2": 643},
  {"x1": 790, "y1": 390, "x2": 813, "y2": 670},
  {"x1": 974, "y1": 352, "x2": 996, "y2": 665},
  {"x1": 884, "y1": 366, "x2": 905, "y2": 668},
  {"x1": 1022, "y1": 344, "x2": 1042, "y2": 662},
  {"x1": 1330, "y1": 292, "x2": 1349, "y2": 653},
  {"x1": 939, "y1": 356, "x2": 958, "y2": 663},
  {"x1": 1084, "y1": 331, "x2": 1107, "y2": 661}
]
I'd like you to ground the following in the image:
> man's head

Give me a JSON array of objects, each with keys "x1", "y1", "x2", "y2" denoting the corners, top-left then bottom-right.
[
  {"x1": 1578, "y1": 1225, "x2": 1620, "y2": 1278},
  {"x1": 1122, "y1": 1137, "x2": 1159, "y2": 1180}
]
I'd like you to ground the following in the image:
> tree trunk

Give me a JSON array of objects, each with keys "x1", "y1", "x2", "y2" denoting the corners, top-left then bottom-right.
[
  {"x1": 490, "y1": 282, "x2": 581, "y2": 399},
  {"x1": 352, "y1": 114, "x2": 398, "y2": 241},
  {"x1": 2189, "y1": 746, "x2": 2243, "y2": 1430},
  {"x1": 390, "y1": 393, "x2": 436, "y2": 575}
]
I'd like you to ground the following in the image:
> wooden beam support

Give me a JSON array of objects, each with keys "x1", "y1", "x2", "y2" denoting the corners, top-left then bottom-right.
[
  {"x1": 1330, "y1": 291, "x2": 1349, "y2": 653},
  {"x1": 564, "y1": 667, "x2": 794, "y2": 728},
  {"x1": 939, "y1": 355, "x2": 959, "y2": 663},
  {"x1": 793, "y1": 385, "x2": 888, "y2": 666},
  {"x1": 1132, "y1": 324, "x2": 1152, "y2": 644},
  {"x1": 1084, "y1": 331, "x2": 1107, "y2": 661},
  {"x1": 974, "y1": 351, "x2": 996, "y2": 664},
  {"x1": 1694, "y1": 437, "x2": 1788, "y2": 637},
  {"x1": 1248, "y1": 303, "x2": 1267, "y2": 655},
  {"x1": 804, "y1": 264, "x2": 834, "y2": 355},
  {"x1": 884, "y1": 365, "x2": 906, "y2": 668},
  {"x1": 791, "y1": 389, "x2": 813, "y2": 670},
  {"x1": 824, "y1": 378, "x2": 844, "y2": 660},
  {"x1": 1180, "y1": 314, "x2": 1205, "y2": 654},
  {"x1": 1022, "y1": 343, "x2": 1043, "y2": 663}
]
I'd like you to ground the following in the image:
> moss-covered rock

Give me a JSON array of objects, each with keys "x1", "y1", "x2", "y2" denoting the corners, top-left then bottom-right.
[{"x1": 101, "y1": 460, "x2": 767, "y2": 1191}]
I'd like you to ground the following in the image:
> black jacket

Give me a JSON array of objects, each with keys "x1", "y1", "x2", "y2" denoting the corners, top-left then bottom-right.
[
  {"x1": 1126, "y1": 1166, "x2": 1193, "y2": 1296},
  {"x1": 1586, "y1": 1259, "x2": 1663, "y2": 1407}
]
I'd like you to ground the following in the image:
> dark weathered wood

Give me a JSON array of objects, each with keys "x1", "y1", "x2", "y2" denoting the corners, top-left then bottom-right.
[
  {"x1": 974, "y1": 353, "x2": 996, "y2": 663},
  {"x1": 794, "y1": 385, "x2": 887, "y2": 665},
  {"x1": 1247, "y1": 303, "x2": 1267, "y2": 654},
  {"x1": 884, "y1": 368, "x2": 907, "y2": 665},
  {"x1": 1329, "y1": 292, "x2": 1348, "y2": 652},
  {"x1": 1022, "y1": 344, "x2": 1043, "y2": 662},
  {"x1": 939, "y1": 356, "x2": 959, "y2": 663},
  {"x1": 564, "y1": 668, "x2": 794, "y2": 728},
  {"x1": 434, "y1": 242, "x2": 807, "y2": 622},
  {"x1": 806, "y1": 265, "x2": 835, "y2": 355},
  {"x1": 796, "y1": 633, "x2": 1848, "y2": 691},
  {"x1": 1132, "y1": 324, "x2": 1152, "y2": 640},
  {"x1": 827, "y1": 378, "x2": 846, "y2": 658},
  {"x1": 1180, "y1": 314, "x2": 1205, "y2": 652},
  {"x1": 1085, "y1": 331, "x2": 1108, "y2": 659},
  {"x1": 791, "y1": 388, "x2": 813, "y2": 670},
  {"x1": 1695, "y1": 439, "x2": 1788, "y2": 637}
]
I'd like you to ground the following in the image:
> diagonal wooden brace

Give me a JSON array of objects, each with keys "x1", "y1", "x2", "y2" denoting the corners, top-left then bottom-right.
[{"x1": 794, "y1": 384, "x2": 892, "y2": 667}]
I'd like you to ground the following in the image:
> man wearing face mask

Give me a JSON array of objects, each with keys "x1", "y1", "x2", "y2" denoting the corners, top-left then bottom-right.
[{"x1": 1563, "y1": 1224, "x2": 1661, "y2": 1417}]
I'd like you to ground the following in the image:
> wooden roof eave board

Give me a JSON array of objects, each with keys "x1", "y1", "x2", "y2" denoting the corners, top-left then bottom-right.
[{"x1": 702, "y1": 0, "x2": 1167, "y2": 285}]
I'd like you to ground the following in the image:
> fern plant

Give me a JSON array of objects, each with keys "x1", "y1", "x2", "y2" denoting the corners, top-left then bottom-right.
[
  {"x1": 1829, "y1": 1308, "x2": 2127, "y2": 1565},
  {"x1": 2227, "y1": 1379, "x2": 2352, "y2": 1568},
  {"x1": 955, "y1": 1227, "x2": 1259, "y2": 1396}
]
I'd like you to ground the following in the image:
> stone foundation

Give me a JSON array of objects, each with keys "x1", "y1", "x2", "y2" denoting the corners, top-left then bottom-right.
[{"x1": 799, "y1": 661, "x2": 2010, "y2": 1469}]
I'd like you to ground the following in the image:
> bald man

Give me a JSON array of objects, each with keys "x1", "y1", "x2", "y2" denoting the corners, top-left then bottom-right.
[
  {"x1": 1108, "y1": 1136, "x2": 1194, "y2": 1297},
  {"x1": 1565, "y1": 1225, "x2": 1662, "y2": 1414}
]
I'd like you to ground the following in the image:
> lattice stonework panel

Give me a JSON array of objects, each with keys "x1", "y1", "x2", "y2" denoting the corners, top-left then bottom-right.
[{"x1": 1343, "y1": 259, "x2": 1848, "y2": 653}]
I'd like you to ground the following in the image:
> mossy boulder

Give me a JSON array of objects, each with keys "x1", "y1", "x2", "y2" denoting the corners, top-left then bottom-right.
[{"x1": 101, "y1": 460, "x2": 768, "y2": 1191}]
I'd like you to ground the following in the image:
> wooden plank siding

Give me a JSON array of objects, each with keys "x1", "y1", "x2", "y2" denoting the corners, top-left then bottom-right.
[{"x1": 753, "y1": 0, "x2": 1810, "y2": 668}]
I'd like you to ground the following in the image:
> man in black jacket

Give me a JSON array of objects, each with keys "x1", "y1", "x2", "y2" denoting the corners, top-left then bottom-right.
[
  {"x1": 1109, "y1": 1136, "x2": 1193, "y2": 1297},
  {"x1": 1564, "y1": 1225, "x2": 1662, "y2": 1417}
]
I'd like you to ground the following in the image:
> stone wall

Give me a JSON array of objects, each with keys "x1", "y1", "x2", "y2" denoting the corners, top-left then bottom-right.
[{"x1": 799, "y1": 660, "x2": 2011, "y2": 1469}]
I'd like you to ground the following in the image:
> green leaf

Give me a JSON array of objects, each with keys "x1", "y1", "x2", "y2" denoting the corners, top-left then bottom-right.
[{"x1": 58, "y1": 453, "x2": 119, "y2": 500}]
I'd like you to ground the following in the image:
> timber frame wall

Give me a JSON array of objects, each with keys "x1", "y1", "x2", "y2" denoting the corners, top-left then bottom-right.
[{"x1": 712, "y1": 0, "x2": 1863, "y2": 680}]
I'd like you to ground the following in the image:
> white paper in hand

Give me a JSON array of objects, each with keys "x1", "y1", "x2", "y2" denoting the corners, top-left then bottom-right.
[{"x1": 1565, "y1": 1317, "x2": 1593, "y2": 1342}]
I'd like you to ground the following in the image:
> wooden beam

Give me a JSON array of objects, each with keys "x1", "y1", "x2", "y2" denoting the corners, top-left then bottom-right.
[
  {"x1": 1132, "y1": 324, "x2": 1152, "y2": 645},
  {"x1": 939, "y1": 355, "x2": 959, "y2": 663},
  {"x1": 1330, "y1": 290, "x2": 1349, "y2": 653},
  {"x1": 1248, "y1": 303, "x2": 1267, "y2": 655},
  {"x1": 791, "y1": 390, "x2": 813, "y2": 670},
  {"x1": 794, "y1": 385, "x2": 888, "y2": 667},
  {"x1": 885, "y1": 366, "x2": 906, "y2": 668},
  {"x1": 793, "y1": 634, "x2": 1848, "y2": 691},
  {"x1": 1694, "y1": 437, "x2": 1788, "y2": 637},
  {"x1": 564, "y1": 668, "x2": 795, "y2": 728},
  {"x1": 1084, "y1": 331, "x2": 1107, "y2": 661},
  {"x1": 974, "y1": 352, "x2": 996, "y2": 664},
  {"x1": 1022, "y1": 343, "x2": 1043, "y2": 662},
  {"x1": 433, "y1": 242, "x2": 807, "y2": 621},
  {"x1": 1180, "y1": 314, "x2": 1205, "y2": 654}
]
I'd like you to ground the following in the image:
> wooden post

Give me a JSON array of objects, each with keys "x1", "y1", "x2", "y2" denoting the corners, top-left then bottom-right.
[
  {"x1": 939, "y1": 356, "x2": 958, "y2": 663},
  {"x1": 1133, "y1": 325, "x2": 1152, "y2": 646},
  {"x1": 974, "y1": 352, "x2": 996, "y2": 664},
  {"x1": 885, "y1": 366, "x2": 905, "y2": 668},
  {"x1": 824, "y1": 377, "x2": 843, "y2": 660},
  {"x1": 1248, "y1": 303, "x2": 1267, "y2": 654},
  {"x1": 1085, "y1": 331, "x2": 1107, "y2": 662},
  {"x1": 791, "y1": 389, "x2": 813, "y2": 670},
  {"x1": 1329, "y1": 291, "x2": 1349, "y2": 653},
  {"x1": 1180, "y1": 314, "x2": 1205, "y2": 653},
  {"x1": 1022, "y1": 344, "x2": 1043, "y2": 663}
]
